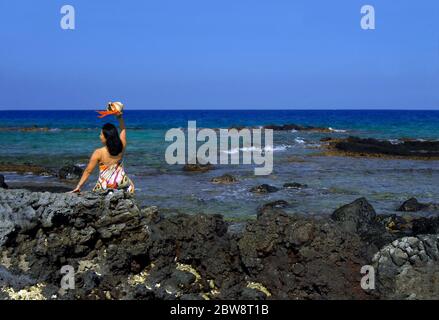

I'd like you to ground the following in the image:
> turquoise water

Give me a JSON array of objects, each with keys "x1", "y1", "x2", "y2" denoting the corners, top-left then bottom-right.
[{"x1": 1, "y1": 110, "x2": 439, "y2": 217}]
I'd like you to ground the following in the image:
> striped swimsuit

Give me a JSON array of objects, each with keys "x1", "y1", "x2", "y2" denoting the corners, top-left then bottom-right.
[{"x1": 93, "y1": 160, "x2": 135, "y2": 194}]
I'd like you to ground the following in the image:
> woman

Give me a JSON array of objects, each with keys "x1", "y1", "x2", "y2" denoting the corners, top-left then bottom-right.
[{"x1": 71, "y1": 107, "x2": 134, "y2": 193}]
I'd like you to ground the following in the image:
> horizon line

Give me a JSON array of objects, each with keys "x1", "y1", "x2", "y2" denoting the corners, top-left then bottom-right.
[{"x1": 1, "y1": 108, "x2": 439, "y2": 111}]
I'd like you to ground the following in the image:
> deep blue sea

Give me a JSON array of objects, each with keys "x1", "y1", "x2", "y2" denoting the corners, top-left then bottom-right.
[
  {"x1": 1, "y1": 110, "x2": 439, "y2": 218},
  {"x1": 2, "y1": 110, "x2": 439, "y2": 137}
]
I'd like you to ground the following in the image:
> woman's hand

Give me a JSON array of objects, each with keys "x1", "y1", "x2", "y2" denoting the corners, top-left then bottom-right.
[
  {"x1": 70, "y1": 150, "x2": 100, "y2": 194},
  {"x1": 70, "y1": 186, "x2": 81, "y2": 193}
]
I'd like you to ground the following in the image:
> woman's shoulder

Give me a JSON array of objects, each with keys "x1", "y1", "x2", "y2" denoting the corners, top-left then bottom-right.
[{"x1": 94, "y1": 147, "x2": 105, "y2": 157}]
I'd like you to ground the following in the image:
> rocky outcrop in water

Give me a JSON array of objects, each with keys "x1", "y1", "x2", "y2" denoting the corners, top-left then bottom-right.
[
  {"x1": 228, "y1": 124, "x2": 333, "y2": 133},
  {"x1": 326, "y1": 136, "x2": 439, "y2": 158},
  {"x1": 283, "y1": 182, "x2": 307, "y2": 190},
  {"x1": 0, "y1": 125, "x2": 50, "y2": 132},
  {"x1": 249, "y1": 184, "x2": 279, "y2": 194},
  {"x1": 0, "y1": 175, "x2": 8, "y2": 189},
  {"x1": 58, "y1": 165, "x2": 84, "y2": 180},
  {"x1": 262, "y1": 124, "x2": 332, "y2": 133},
  {"x1": 257, "y1": 200, "x2": 289, "y2": 218},
  {"x1": 398, "y1": 198, "x2": 439, "y2": 213},
  {"x1": 0, "y1": 163, "x2": 53, "y2": 176},
  {"x1": 183, "y1": 162, "x2": 213, "y2": 173},
  {"x1": 210, "y1": 174, "x2": 238, "y2": 184}
]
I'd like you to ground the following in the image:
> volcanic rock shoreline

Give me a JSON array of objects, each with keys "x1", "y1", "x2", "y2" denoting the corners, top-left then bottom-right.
[
  {"x1": 0, "y1": 190, "x2": 438, "y2": 300},
  {"x1": 324, "y1": 136, "x2": 439, "y2": 159}
]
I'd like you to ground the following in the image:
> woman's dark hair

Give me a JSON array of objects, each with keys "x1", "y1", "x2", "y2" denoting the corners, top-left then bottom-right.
[{"x1": 102, "y1": 123, "x2": 123, "y2": 156}]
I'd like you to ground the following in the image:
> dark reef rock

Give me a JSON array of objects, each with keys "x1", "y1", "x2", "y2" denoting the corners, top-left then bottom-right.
[
  {"x1": 331, "y1": 198, "x2": 392, "y2": 249},
  {"x1": 257, "y1": 200, "x2": 289, "y2": 218},
  {"x1": 329, "y1": 136, "x2": 439, "y2": 158},
  {"x1": 283, "y1": 182, "x2": 307, "y2": 190},
  {"x1": 249, "y1": 184, "x2": 279, "y2": 194},
  {"x1": 0, "y1": 175, "x2": 8, "y2": 189},
  {"x1": 183, "y1": 162, "x2": 213, "y2": 173},
  {"x1": 398, "y1": 198, "x2": 439, "y2": 212},
  {"x1": 376, "y1": 213, "x2": 439, "y2": 238},
  {"x1": 262, "y1": 124, "x2": 331, "y2": 133},
  {"x1": 0, "y1": 188, "x2": 372, "y2": 300},
  {"x1": 0, "y1": 163, "x2": 53, "y2": 176},
  {"x1": 412, "y1": 217, "x2": 439, "y2": 235},
  {"x1": 58, "y1": 165, "x2": 84, "y2": 180},
  {"x1": 210, "y1": 174, "x2": 238, "y2": 184},
  {"x1": 1, "y1": 189, "x2": 439, "y2": 300},
  {"x1": 0, "y1": 125, "x2": 50, "y2": 132},
  {"x1": 331, "y1": 198, "x2": 377, "y2": 233},
  {"x1": 376, "y1": 214, "x2": 412, "y2": 236},
  {"x1": 227, "y1": 124, "x2": 332, "y2": 133},
  {"x1": 9, "y1": 184, "x2": 72, "y2": 193},
  {"x1": 238, "y1": 211, "x2": 370, "y2": 299},
  {"x1": 372, "y1": 235, "x2": 439, "y2": 299},
  {"x1": 0, "y1": 189, "x2": 236, "y2": 300}
]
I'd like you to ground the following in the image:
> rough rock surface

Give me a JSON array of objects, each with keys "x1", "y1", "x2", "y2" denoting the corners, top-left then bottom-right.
[
  {"x1": 58, "y1": 165, "x2": 84, "y2": 180},
  {"x1": 328, "y1": 136, "x2": 439, "y2": 158},
  {"x1": 257, "y1": 200, "x2": 289, "y2": 218},
  {"x1": 372, "y1": 235, "x2": 439, "y2": 299},
  {"x1": 0, "y1": 189, "x2": 375, "y2": 300},
  {"x1": 0, "y1": 163, "x2": 53, "y2": 176},
  {"x1": 228, "y1": 124, "x2": 332, "y2": 133},
  {"x1": 263, "y1": 124, "x2": 331, "y2": 133},
  {"x1": 376, "y1": 214, "x2": 412, "y2": 236},
  {"x1": 249, "y1": 184, "x2": 279, "y2": 194},
  {"x1": 210, "y1": 174, "x2": 238, "y2": 184},
  {"x1": 237, "y1": 211, "x2": 370, "y2": 299},
  {"x1": 398, "y1": 198, "x2": 439, "y2": 212},
  {"x1": 331, "y1": 198, "x2": 393, "y2": 250},
  {"x1": 411, "y1": 217, "x2": 439, "y2": 236},
  {"x1": 1, "y1": 190, "x2": 439, "y2": 300},
  {"x1": 0, "y1": 175, "x2": 8, "y2": 189},
  {"x1": 183, "y1": 162, "x2": 213, "y2": 173},
  {"x1": 283, "y1": 182, "x2": 307, "y2": 189}
]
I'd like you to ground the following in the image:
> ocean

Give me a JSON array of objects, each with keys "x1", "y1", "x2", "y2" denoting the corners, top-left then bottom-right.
[{"x1": 1, "y1": 109, "x2": 439, "y2": 218}]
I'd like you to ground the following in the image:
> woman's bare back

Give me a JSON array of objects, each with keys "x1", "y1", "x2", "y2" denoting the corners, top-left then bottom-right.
[{"x1": 97, "y1": 146, "x2": 123, "y2": 166}]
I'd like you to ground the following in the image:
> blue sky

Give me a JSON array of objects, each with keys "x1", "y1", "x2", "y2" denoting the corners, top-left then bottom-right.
[{"x1": 0, "y1": 0, "x2": 438, "y2": 109}]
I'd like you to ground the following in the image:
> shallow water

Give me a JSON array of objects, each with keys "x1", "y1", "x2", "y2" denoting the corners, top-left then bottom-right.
[{"x1": 1, "y1": 110, "x2": 439, "y2": 218}]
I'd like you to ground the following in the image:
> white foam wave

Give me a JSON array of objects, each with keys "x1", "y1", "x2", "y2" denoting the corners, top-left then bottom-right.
[
  {"x1": 328, "y1": 127, "x2": 347, "y2": 133},
  {"x1": 221, "y1": 145, "x2": 288, "y2": 154},
  {"x1": 388, "y1": 139, "x2": 402, "y2": 145}
]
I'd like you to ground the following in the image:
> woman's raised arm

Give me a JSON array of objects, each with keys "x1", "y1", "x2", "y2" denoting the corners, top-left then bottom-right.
[{"x1": 117, "y1": 114, "x2": 127, "y2": 148}]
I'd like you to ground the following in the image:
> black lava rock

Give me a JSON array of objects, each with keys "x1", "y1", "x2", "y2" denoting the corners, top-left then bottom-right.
[
  {"x1": 58, "y1": 165, "x2": 84, "y2": 180},
  {"x1": 250, "y1": 184, "x2": 279, "y2": 193}
]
